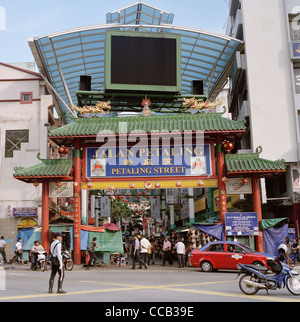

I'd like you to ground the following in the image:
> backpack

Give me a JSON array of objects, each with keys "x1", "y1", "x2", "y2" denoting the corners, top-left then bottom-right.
[{"x1": 87, "y1": 242, "x2": 95, "y2": 253}]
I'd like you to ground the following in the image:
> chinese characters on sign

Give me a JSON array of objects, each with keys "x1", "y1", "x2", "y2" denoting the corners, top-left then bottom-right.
[
  {"x1": 86, "y1": 145, "x2": 212, "y2": 178},
  {"x1": 74, "y1": 196, "x2": 80, "y2": 237}
]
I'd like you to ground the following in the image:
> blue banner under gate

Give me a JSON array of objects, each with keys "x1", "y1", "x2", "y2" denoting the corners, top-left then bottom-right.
[
  {"x1": 86, "y1": 144, "x2": 212, "y2": 178},
  {"x1": 225, "y1": 212, "x2": 259, "y2": 236}
]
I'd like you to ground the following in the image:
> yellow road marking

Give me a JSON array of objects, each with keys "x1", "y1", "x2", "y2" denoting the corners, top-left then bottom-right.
[
  {"x1": 1, "y1": 279, "x2": 299, "y2": 302},
  {"x1": 162, "y1": 287, "x2": 300, "y2": 303}
]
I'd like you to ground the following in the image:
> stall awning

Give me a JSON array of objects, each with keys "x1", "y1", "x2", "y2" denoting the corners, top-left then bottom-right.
[{"x1": 260, "y1": 218, "x2": 288, "y2": 230}]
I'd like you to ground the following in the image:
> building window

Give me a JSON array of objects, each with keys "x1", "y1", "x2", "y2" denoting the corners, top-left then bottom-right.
[
  {"x1": 20, "y1": 92, "x2": 33, "y2": 104},
  {"x1": 5, "y1": 130, "x2": 29, "y2": 158}
]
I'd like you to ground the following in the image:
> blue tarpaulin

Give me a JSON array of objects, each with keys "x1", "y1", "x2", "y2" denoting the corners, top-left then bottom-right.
[
  {"x1": 14, "y1": 228, "x2": 34, "y2": 250},
  {"x1": 193, "y1": 224, "x2": 225, "y2": 241},
  {"x1": 263, "y1": 224, "x2": 288, "y2": 256},
  {"x1": 69, "y1": 227, "x2": 89, "y2": 251}
]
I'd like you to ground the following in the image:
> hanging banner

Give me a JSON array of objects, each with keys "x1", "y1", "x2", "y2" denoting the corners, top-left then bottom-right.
[
  {"x1": 150, "y1": 197, "x2": 160, "y2": 218},
  {"x1": 100, "y1": 196, "x2": 111, "y2": 218},
  {"x1": 85, "y1": 144, "x2": 212, "y2": 178},
  {"x1": 165, "y1": 188, "x2": 179, "y2": 205},
  {"x1": 50, "y1": 182, "x2": 74, "y2": 198}
]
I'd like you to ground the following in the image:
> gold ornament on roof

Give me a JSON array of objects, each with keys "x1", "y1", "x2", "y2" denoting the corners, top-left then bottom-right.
[
  {"x1": 71, "y1": 101, "x2": 111, "y2": 116},
  {"x1": 183, "y1": 97, "x2": 224, "y2": 111}
]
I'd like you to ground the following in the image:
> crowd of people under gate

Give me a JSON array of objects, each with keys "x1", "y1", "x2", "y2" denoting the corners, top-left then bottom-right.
[{"x1": 122, "y1": 226, "x2": 219, "y2": 268}]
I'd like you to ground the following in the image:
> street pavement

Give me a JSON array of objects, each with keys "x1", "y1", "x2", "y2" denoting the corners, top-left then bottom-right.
[{"x1": 1, "y1": 259, "x2": 300, "y2": 307}]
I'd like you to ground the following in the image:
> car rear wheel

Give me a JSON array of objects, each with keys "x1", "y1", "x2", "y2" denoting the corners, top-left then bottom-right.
[
  {"x1": 200, "y1": 261, "x2": 213, "y2": 272},
  {"x1": 252, "y1": 261, "x2": 264, "y2": 267}
]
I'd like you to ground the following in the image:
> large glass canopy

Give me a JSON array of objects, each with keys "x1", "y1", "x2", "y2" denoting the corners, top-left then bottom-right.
[{"x1": 28, "y1": 2, "x2": 243, "y2": 122}]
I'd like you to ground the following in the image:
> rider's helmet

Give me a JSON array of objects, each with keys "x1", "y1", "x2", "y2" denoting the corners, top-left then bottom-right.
[{"x1": 278, "y1": 243, "x2": 288, "y2": 255}]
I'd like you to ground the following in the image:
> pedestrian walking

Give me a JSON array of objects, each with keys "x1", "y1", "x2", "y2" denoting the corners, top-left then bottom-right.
[
  {"x1": 175, "y1": 239, "x2": 186, "y2": 268},
  {"x1": 140, "y1": 235, "x2": 150, "y2": 267},
  {"x1": 0, "y1": 236, "x2": 7, "y2": 263},
  {"x1": 131, "y1": 235, "x2": 147, "y2": 269},
  {"x1": 148, "y1": 238, "x2": 155, "y2": 265},
  {"x1": 86, "y1": 237, "x2": 98, "y2": 269},
  {"x1": 12, "y1": 237, "x2": 24, "y2": 264},
  {"x1": 161, "y1": 237, "x2": 173, "y2": 266},
  {"x1": 292, "y1": 237, "x2": 300, "y2": 265},
  {"x1": 285, "y1": 236, "x2": 294, "y2": 266},
  {"x1": 48, "y1": 232, "x2": 67, "y2": 294}
]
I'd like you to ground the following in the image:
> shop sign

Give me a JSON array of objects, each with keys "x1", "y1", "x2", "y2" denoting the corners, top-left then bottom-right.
[
  {"x1": 291, "y1": 41, "x2": 300, "y2": 59},
  {"x1": 292, "y1": 166, "x2": 300, "y2": 203},
  {"x1": 226, "y1": 178, "x2": 252, "y2": 194},
  {"x1": 213, "y1": 190, "x2": 240, "y2": 212},
  {"x1": 18, "y1": 218, "x2": 38, "y2": 228},
  {"x1": 50, "y1": 182, "x2": 73, "y2": 198},
  {"x1": 85, "y1": 144, "x2": 212, "y2": 178},
  {"x1": 225, "y1": 212, "x2": 259, "y2": 236},
  {"x1": 13, "y1": 207, "x2": 37, "y2": 217}
]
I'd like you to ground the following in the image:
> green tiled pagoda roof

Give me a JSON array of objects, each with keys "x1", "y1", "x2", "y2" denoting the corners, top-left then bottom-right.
[
  {"x1": 48, "y1": 113, "x2": 247, "y2": 138},
  {"x1": 14, "y1": 156, "x2": 73, "y2": 180},
  {"x1": 225, "y1": 151, "x2": 286, "y2": 174}
]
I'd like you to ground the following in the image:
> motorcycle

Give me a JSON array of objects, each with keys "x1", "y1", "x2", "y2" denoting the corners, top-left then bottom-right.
[
  {"x1": 63, "y1": 250, "x2": 73, "y2": 271},
  {"x1": 237, "y1": 259, "x2": 300, "y2": 296},
  {"x1": 33, "y1": 250, "x2": 47, "y2": 271}
]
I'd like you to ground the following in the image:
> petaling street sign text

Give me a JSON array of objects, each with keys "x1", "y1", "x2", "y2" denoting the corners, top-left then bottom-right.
[{"x1": 85, "y1": 144, "x2": 212, "y2": 179}]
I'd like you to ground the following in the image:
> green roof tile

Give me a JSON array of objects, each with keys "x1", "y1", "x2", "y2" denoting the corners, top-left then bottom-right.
[
  {"x1": 14, "y1": 158, "x2": 73, "y2": 178},
  {"x1": 225, "y1": 152, "x2": 286, "y2": 173},
  {"x1": 49, "y1": 113, "x2": 247, "y2": 138}
]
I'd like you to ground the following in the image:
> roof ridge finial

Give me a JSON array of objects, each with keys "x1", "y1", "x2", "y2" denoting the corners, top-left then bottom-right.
[{"x1": 255, "y1": 146, "x2": 263, "y2": 156}]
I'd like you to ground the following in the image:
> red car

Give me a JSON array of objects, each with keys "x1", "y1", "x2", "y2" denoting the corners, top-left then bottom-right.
[{"x1": 189, "y1": 241, "x2": 275, "y2": 272}]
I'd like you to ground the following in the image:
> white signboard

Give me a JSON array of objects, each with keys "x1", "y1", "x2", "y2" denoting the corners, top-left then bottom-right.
[
  {"x1": 50, "y1": 182, "x2": 74, "y2": 198},
  {"x1": 226, "y1": 178, "x2": 252, "y2": 195}
]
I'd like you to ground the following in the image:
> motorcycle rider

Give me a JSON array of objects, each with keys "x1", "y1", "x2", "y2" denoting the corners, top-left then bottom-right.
[
  {"x1": 268, "y1": 244, "x2": 287, "y2": 274},
  {"x1": 30, "y1": 240, "x2": 44, "y2": 270},
  {"x1": 48, "y1": 232, "x2": 67, "y2": 294}
]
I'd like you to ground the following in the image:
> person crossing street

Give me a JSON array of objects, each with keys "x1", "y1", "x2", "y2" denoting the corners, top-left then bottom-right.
[{"x1": 48, "y1": 232, "x2": 67, "y2": 294}]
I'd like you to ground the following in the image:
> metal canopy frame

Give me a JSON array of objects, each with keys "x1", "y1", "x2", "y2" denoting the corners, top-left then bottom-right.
[{"x1": 28, "y1": 2, "x2": 243, "y2": 122}]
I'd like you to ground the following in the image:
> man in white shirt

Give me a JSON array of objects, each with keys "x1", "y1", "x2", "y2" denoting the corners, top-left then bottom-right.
[
  {"x1": 175, "y1": 239, "x2": 186, "y2": 268},
  {"x1": 131, "y1": 235, "x2": 147, "y2": 270},
  {"x1": 0, "y1": 236, "x2": 7, "y2": 263},
  {"x1": 49, "y1": 232, "x2": 66, "y2": 294},
  {"x1": 140, "y1": 235, "x2": 150, "y2": 268}
]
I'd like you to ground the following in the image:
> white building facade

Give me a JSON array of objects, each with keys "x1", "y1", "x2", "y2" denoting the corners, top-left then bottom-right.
[
  {"x1": 226, "y1": 0, "x2": 300, "y2": 229},
  {"x1": 0, "y1": 63, "x2": 54, "y2": 258}
]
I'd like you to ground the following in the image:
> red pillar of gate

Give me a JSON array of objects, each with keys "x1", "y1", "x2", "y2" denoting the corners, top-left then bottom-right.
[
  {"x1": 252, "y1": 174, "x2": 264, "y2": 252},
  {"x1": 73, "y1": 138, "x2": 82, "y2": 265},
  {"x1": 216, "y1": 135, "x2": 227, "y2": 230},
  {"x1": 41, "y1": 180, "x2": 49, "y2": 251}
]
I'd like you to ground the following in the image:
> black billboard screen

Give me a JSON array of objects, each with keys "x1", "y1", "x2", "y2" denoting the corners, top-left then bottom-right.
[{"x1": 110, "y1": 35, "x2": 178, "y2": 87}]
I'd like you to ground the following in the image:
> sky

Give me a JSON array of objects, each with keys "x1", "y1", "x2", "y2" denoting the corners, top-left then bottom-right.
[{"x1": 0, "y1": 0, "x2": 230, "y2": 64}]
